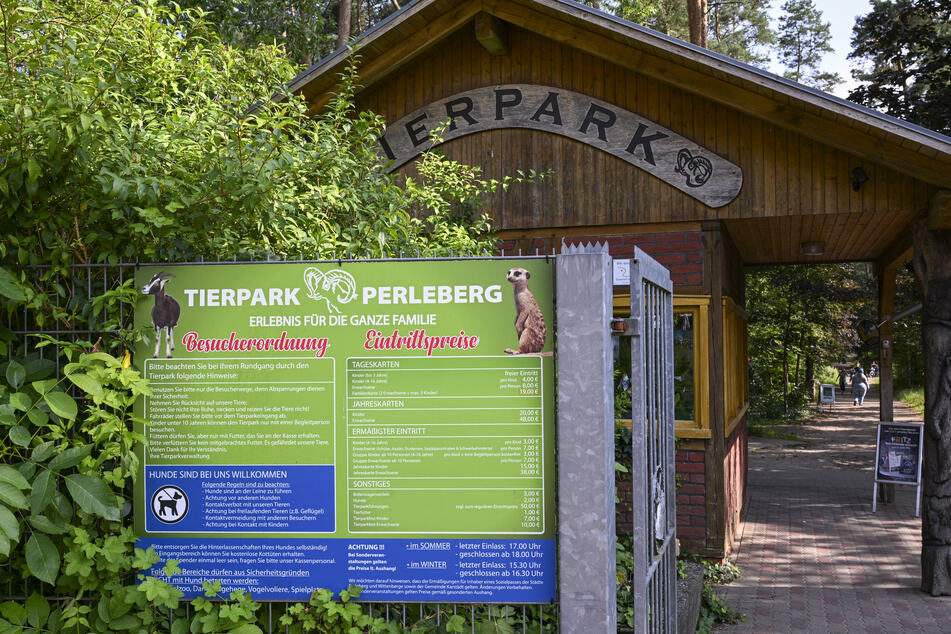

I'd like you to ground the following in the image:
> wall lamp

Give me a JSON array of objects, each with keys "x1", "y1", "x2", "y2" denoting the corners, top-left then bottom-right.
[
  {"x1": 852, "y1": 166, "x2": 869, "y2": 191},
  {"x1": 800, "y1": 241, "x2": 826, "y2": 256}
]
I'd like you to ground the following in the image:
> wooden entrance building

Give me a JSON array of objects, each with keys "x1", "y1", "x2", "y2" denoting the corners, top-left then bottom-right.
[{"x1": 291, "y1": 0, "x2": 951, "y2": 558}]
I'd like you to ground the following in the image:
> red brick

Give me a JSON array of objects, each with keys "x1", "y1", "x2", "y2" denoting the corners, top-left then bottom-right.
[
  {"x1": 689, "y1": 452, "x2": 705, "y2": 462},
  {"x1": 678, "y1": 526, "x2": 705, "y2": 537},
  {"x1": 639, "y1": 242, "x2": 694, "y2": 254},
  {"x1": 653, "y1": 253, "x2": 688, "y2": 265},
  {"x1": 610, "y1": 245, "x2": 636, "y2": 256},
  {"x1": 678, "y1": 484, "x2": 704, "y2": 494},
  {"x1": 689, "y1": 473, "x2": 705, "y2": 483},
  {"x1": 689, "y1": 495, "x2": 706, "y2": 505},
  {"x1": 656, "y1": 232, "x2": 687, "y2": 242},
  {"x1": 677, "y1": 462, "x2": 704, "y2": 473},
  {"x1": 671, "y1": 264, "x2": 701, "y2": 275},
  {"x1": 686, "y1": 252, "x2": 702, "y2": 263},
  {"x1": 683, "y1": 273, "x2": 702, "y2": 285},
  {"x1": 682, "y1": 232, "x2": 702, "y2": 244},
  {"x1": 625, "y1": 234, "x2": 653, "y2": 244},
  {"x1": 676, "y1": 450, "x2": 690, "y2": 463},
  {"x1": 677, "y1": 494, "x2": 690, "y2": 505}
]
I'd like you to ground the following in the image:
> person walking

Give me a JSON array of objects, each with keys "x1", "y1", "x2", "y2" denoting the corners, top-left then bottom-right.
[{"x1": 852, "y1": 367, "x2": 870, "y2": 405}]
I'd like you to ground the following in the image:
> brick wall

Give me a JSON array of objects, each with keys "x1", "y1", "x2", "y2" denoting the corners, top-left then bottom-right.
[
  {"x1": 500, "y1": 231, "x2": 703, "y2": 287},
  {"x1": 675, "y1": 448, "x2": 706, "y2": 539},
  {"x1": 723, "y1": 418, "x2": 748, "y2": 554}
]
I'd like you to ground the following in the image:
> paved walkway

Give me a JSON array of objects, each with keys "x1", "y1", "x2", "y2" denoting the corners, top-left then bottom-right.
[{"x1": 716, "y1": 388, "x2": 951, "y2": 633}]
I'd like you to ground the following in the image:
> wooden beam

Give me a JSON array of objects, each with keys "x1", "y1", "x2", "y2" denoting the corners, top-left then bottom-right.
[
  {"x1": 474, "y1": 12, "x2": 508, "y2": 56},
  {"x1": 875, "y1": 228, "x2": 913, "y2": 276},
  {"x1": 929, "y1": 190, "x2": 951, "y2": 229}
]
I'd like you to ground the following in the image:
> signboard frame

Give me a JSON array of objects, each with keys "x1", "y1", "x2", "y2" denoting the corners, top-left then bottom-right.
[
  {"x1": 818, "y1": 383, "x2": 835, "y2": 412},
  {"x1": 133, "y1": 257, "x2": 557, "y2": 603},
  {"x1": 872, "y1": 421, "x2": 924, "y2": 517}
]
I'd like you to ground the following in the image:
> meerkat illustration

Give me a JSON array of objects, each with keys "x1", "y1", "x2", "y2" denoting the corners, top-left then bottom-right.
[{"x1": 504, "y1": 267, "x2": 547, "y2": 355}]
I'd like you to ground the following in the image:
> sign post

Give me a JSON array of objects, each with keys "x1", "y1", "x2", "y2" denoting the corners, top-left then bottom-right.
[
  {"x1": 872, "y1": 422, "x2": 924, "y2": 517},
  {"x1": 818, "y1": 383, "x2": 835, "y2": 412},
  {"x1": 134, "y1": 259, "x2": 556, "y2": 603}
]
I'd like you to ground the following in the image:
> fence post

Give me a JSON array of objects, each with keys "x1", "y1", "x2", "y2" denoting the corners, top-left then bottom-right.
[{"x1": 556, "y1": 242, "x2": 616, "y2": 633}]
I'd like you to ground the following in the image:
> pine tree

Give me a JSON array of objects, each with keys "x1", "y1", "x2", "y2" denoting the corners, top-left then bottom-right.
[
  {"x1": 776, "y1": 0, "x2": 841, "y2": 91},
  {"x1": 707, "y1": 0, "x2": 774, "y2": 66},
  {"x1": 848, "y1": 0, "x2": 951, "y2": 134}
]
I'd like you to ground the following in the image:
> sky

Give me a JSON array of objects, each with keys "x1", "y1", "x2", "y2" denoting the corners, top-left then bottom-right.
[{"x1": 764, "y1": 0, "x2": 873, "y2": 98}]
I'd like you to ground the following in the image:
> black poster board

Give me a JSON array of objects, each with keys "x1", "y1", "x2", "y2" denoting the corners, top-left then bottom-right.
[
  {"x1": 873, "y1": 422, "x2": 924, "y2": 517},
  {"x1": 875, "y1": 423, "x2": 923, "y2": 484}
]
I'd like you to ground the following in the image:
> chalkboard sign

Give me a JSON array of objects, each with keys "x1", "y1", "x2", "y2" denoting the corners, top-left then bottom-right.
[
  {"x1": 819, "y1": 384, "x2": 835, "y2": 406},
  {"x1": 874, "y1": 423, "x2": 923, "y2": 485}
]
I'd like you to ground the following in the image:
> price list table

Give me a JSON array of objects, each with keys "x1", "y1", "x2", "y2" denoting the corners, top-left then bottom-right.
[{"x1": 346, "y1": 356, "x2": 546, "y2": 534}]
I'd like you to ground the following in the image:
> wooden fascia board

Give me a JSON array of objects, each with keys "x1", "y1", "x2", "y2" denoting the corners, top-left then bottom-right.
[{"x1": 482, "y1": 0, "x2": 951, "y2": 187}]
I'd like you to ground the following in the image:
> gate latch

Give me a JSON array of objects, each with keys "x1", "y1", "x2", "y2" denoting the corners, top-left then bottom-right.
[{"x1": 610, "y1": 317, "x2": 639, "y2": 336}]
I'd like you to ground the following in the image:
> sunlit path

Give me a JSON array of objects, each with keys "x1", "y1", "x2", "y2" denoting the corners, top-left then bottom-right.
[{"x1": 716, "y1": 390, "x2": 951, "y2": 632}]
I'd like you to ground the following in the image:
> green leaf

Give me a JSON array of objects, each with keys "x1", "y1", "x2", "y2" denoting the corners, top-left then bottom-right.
[
  {"x1": 0, "y1": 601, "x2": 26, "y2": 626},
  {"x1": 0, "y1": 466, "x2": 30, "y2": 490},
  {"x1": 9, "y1": 425, "x2": 31, "y2": 447},
  {"x1": 9, "y1": 392, "x2": 32, "y2": 412},
  {"x1": 29, "y1": 470, "x2": 55, "y2": 515},
  {"x1": 64, "y1": 474, "x2": 119, "y2": 521},
  {"x1": 0, "y1": 269, "x2": 26, "y2": 302},
  {"x1": 27, "y1": 515, "x2": 67, "y2": 535},
  {"x1": 30, "y1": 379, "x2": 57, "y2": 395},
  {"x1": 0, "y1": 505, "x2": 19, "y2": 543},
  {"x1": 49, "y1": 444, "x2": 92, "y2": 472},
  {"x1": 27, "y1": 408, "x2": 49, "y2": 427},
  {"x1": 5, "y1": 361, "x2": 25, "y2": 390},
  {"x1": 66, "y1": 372, "x2": 104, "y2": 398},
  {"x1": 0, "y1": 535, "x2": 9, "y2": 558},
  {"x1": 110, "y1": 614, "x2": 142, "y2": 630},
  {"x1": 0, "y1": 483, "x2": 28, "y2": 510},
  {"x1": 23, "y1": 358, "x2": 55, "y2": 381},
  {"x1": 227, "y1": 625, "x2": 263, "y2": 634},
  {"x1": 43, "y1": 392, "x2": 77, "y2": 420},
  {"x1": 25, "y1": 593, "x2": 50, "y2": 629},
  {"x1": 31, "y1": 441, "x2": 55, "y2": 463},
  {"x1": 25, "y1": 534, "x2": 59, "y2": 585}
]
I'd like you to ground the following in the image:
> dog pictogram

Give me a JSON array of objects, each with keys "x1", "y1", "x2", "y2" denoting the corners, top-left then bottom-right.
[{"x1": 151, "y1": 485, "x2": 189, "y2": 524}]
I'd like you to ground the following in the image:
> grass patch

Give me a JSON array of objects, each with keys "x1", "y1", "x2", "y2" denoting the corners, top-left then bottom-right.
[
  {"x1": 896, "y1": 387, "x2": 925, "y2": 416},
  {"x1": 748, "y1": 425, "x2": 803, "y2": 441}
]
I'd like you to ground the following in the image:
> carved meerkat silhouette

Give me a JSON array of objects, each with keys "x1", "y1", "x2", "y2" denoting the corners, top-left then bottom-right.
[{"x1": 504, "y1": 267, "x2": 547, "y2": 355}]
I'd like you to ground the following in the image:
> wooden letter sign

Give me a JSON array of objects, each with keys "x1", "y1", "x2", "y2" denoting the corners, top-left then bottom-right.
[{"x1": 379, "y1": 84, "x2": 743, "y2": 208}]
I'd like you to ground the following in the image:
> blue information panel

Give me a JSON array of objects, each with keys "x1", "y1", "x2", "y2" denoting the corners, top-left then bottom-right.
[
  {"x1": 134, "y1": 260, "x2": 557, "y2": 602},
  {"x1": 138, "y1": 538, "x2": 555, "y2": 602}
]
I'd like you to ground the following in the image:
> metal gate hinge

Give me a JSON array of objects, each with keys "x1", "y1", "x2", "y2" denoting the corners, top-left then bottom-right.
[{"x1": 609, "y1": 317, "x2": 640, "y2": 336}]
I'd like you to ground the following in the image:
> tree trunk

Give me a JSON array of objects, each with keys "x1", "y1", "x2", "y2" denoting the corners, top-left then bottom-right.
[
  {"x1": 804, "y1": 355, "x2": 815, "y2": 400},
  {"x1": 686, "y1": 0, "x2": 708, "y2": 48},
  {"x1": 338, "y1": 0, "x2": 352, "y2": 48},
  {"x1": 913, "y1": 222, "x2": 951, "y2": 596}
]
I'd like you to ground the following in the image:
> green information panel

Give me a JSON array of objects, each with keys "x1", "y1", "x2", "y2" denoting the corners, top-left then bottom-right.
[{"x1": 134, "y1": 260, "x2": 556, "y2": 602}]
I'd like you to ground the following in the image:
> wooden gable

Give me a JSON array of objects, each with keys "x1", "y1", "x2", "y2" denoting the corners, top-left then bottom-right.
[{"x1": 290, "y1": 0, "x2": 951, "y2": 266}]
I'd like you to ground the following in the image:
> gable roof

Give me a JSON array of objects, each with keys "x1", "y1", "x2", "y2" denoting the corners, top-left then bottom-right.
[{"x1": 288, "y1": 0, "x2": 951, "y2": 189}]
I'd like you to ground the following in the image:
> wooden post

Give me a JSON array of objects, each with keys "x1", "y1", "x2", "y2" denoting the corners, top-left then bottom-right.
[
  {"x1": 878, "y1": 265, "x2": 896, "y2": 422},
  {"x1": 702, "y1": 222, "x2": 726, "y2": 556},
  {"x1": 913, "y1": 221, "x2": 951, "y2": 596}
]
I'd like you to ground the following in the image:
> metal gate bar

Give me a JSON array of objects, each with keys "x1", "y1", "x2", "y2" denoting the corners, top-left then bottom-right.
[{"x1": 629, "y1": 247, "x2": 677, "y2": 633}]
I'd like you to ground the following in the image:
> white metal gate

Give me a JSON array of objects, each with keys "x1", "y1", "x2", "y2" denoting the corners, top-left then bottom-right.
[{"x1": 628, "y1": 247, "x2": 677, "y2": 633}]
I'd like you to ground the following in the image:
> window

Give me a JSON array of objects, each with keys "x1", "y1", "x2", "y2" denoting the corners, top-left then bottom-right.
[
  {"x1": 723, "y1": 297, "x2": 749, "y2": 437},
  {"x1": 672, "y1": 296, "x2": 710, "y2": 438}
]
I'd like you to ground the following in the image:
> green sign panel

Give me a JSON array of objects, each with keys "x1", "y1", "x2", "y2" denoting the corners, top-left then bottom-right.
[{"x1": 134, "y1": 260, "x2": 556, "y2": 602}]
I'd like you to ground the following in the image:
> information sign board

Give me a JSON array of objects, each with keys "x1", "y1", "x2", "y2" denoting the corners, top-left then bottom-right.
[
  {"x1": 874, "y1": 422, "x2": 923, "y2": 485},
  {"x1": 134, "y1": 260, "x2": 556, "y2": 602}
]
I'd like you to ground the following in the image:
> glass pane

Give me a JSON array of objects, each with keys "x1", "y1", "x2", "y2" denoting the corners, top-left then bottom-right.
[{"x1": 674, "y1": 311, "x2": 695, "y2": 421}]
